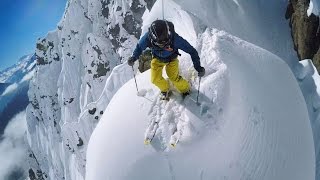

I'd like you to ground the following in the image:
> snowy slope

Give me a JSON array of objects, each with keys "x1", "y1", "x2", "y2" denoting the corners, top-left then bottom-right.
[
  {"x1": 308, "y1": 0, "x2": 320, "y2": 16},
  {"x1": 86, "y1": 1, "x2": 315, "y2": 178},
  {"x1": 25, "y1": 0, "x2": 318, "y2": 179},
  {"x1": 173, "y1": 0, "x2": 297, "y2": 68},
  {"x1": 86, "y1": 29, "x2": 315, "y2": 180},
  {"x1": 296, "y1": 59, "x2": 320, "y2": 179},
  {"x1": 26, "y1": 0, "x2": 155, "y2": 179}
]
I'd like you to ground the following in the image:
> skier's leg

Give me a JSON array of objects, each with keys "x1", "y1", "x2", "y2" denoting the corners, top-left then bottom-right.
[
  {"x1": 166, "y1": 58, "x2": 190, "y2": 93},
  {"x1": 151, "y1": 58, "x2": 169, "y2": 92}
]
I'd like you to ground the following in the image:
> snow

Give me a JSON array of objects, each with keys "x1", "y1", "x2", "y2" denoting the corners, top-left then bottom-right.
[
  {"x1": 26, "y1": 0, "x2": 151, "y2": 179},
  {"x1": 86, "y1": 28, "x2": 315, "y2": 180},
  {"x1": 25, "y1": 0, "x2": 319, "y2": 179},
  {"x1": 1, "y1": 83, "x2": 18, "y2": 96},
  {"x1": 295, "y1": 59, "x2": 320, "y2": 179},
  {"x1": 173, "y1": 0, "x2": 297, "y2": 68},
  {"x1": 308, "y1": 0, "x2": 320, "y2": 16},
  {"x1": 0, "y1": 54, "x2": 35, "y2": 83},
  {"x1": 19, "y1": 69, "x2": 35, "y2": 83}
]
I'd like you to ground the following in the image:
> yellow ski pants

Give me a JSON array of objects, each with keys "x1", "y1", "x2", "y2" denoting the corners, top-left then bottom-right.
[{"x1": 151, "y1": 58, "x2": 190, "y2": 93}]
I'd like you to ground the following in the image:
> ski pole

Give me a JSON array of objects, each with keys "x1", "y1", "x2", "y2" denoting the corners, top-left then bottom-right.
[
  {"x1": 196, "y1": 77, "x2": 201, "y2": 105},
  {"x1": 132, "y1": 66, "x2": 139, "y2": 93}
]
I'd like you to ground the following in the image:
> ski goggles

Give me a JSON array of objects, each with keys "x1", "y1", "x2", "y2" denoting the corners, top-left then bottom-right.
[{"x1": 154, "y1": 38, "x2": 170, "y2": 48}]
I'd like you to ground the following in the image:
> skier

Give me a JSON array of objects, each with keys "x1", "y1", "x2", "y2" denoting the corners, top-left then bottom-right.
[{"x1": 128, "y1": 19, "x2": 205, "y2": 99}]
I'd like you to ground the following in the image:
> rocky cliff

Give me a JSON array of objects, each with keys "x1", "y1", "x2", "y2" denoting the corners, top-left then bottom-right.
[
  {"x1": 26, "y1": 0, "x2": 155, "y2": 179},
  {"x1": 286, "y1": 0, "x2": 320, "y2": 70}
]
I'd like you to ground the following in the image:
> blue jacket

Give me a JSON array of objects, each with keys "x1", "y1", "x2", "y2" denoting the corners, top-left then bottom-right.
[{"x1": 132, "y1": 32, "x2": 201, "y2": 71}]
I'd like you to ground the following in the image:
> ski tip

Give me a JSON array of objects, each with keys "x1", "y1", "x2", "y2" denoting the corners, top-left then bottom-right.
[
  {"x1": 170, "y1": 143, "x2": 176, "y2": 148},
  {"x1": 144, "y1": 139, "x2": 151, "y2": 145}
]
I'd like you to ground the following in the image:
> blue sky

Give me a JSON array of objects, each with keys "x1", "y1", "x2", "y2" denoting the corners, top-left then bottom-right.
[{"x1": 0, "y1": 0, "x2": 66, "y2": 71}]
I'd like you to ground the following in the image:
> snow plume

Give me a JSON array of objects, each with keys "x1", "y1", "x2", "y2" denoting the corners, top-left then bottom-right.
[{"x1": 0, "y1": 111, "x2": 27, "y2": 179}]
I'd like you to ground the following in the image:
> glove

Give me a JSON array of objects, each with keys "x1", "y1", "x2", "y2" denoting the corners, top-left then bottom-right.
[
  {"x1": 197, "y1": 66, "x2": 205, "y2": 77},
  {"x1": 127, "y1": 57, "x2": 135, "y2": 66}
]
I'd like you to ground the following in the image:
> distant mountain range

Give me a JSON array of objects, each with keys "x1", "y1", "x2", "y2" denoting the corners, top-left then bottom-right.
[
  {"x1": 0, "y1": 54, "x2": 36, "y2": 135},
  {"x1": 0, "y1": 54, "x2": 36, "y2": 83}
]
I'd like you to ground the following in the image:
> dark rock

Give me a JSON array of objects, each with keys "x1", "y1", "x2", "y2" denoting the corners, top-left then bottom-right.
[
  {"x1": 286, "y1": 0, "x2": 320, "y2": 71},
  {"x1": 29, "y1": 169, "x2": 36, "y2": 180},
  {"x1": 77, "y1": 137, "x2": 84, "y2": 147},
  {"x1": 89, "y1": 108, "x2": 97, "y2": 115},
  {"x1": 36, "y1": 56, "x2": 47, "y2": 65},
  {"x1": 36, "y1": 43, "x2": 48, "y2": 52},
  {"x1": 145, "y1": 0, "x2": 156, "y2": 11},
  {"x1": 93, "y1": 62, "x2": 110, "y2": 78},
  {"x1": 101, "y1": 0, "x2": 109, "y2": 18}
]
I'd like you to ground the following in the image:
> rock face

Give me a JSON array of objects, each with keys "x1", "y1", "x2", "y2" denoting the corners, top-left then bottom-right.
[
  {"x1": 26, "y1": 0, "x2": 155, "y2": 180},
  {"x1": 286, "y1": 0, "x2": 320, "y2": 70}
]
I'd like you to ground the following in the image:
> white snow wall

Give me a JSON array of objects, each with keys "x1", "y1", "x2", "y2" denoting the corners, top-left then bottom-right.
[
  {"x1": 173, "y1": 0, "x2": 297, "y2": 68},
  {"x1": 26, "y1": 0, "x2": 154, "y2": 179}
]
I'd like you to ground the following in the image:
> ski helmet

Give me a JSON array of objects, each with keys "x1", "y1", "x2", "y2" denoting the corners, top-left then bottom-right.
[{"x1": 149, "y1": 20, "x2": 171, "y2": 48}]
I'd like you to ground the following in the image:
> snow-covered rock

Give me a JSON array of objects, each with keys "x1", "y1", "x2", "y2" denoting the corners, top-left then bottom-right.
[
  {"x1": 26, "y1": 0, "x2": 155, "y2": 179},
  {"x1": 308, "y1": 0, "x2": 320, "y2": 16},
  {"x1": 86, "y1": 28, "x2": 315, "y2": 180}
]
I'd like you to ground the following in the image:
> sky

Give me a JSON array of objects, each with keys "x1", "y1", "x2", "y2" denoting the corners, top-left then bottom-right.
[{"x1": 0, "y1": 0, "x2": 67, "y2": 71}]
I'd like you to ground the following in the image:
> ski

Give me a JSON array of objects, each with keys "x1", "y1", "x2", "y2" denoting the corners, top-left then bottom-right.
[
  {"x1": 144, "y1": 90, "x2": 190, "y2": 147},
  {"x1": 160, "y1": 91, "x2": 172, "y2": 101},
  {"x1": 169, "y1": 131, "x2": 179, "y2": 147},
  {"x1": 144, "y1": 121, "x2": 159, "y2": 145},
  {"x1": 144, "y1": 92, "x2": 170, "y2": 145}
]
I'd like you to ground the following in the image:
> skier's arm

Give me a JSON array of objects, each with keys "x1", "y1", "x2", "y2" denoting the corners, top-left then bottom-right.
[
  {"x1": 132, "y1": 32, "x2": 149, "y2": 61},
  {"x1": 174, "y1": 33, "x2": 201, "y2": 71}
]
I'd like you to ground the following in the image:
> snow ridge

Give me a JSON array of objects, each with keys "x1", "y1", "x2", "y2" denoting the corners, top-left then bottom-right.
[{"x1": 86, "y1": 20, "x2": 315, "y2": 180}]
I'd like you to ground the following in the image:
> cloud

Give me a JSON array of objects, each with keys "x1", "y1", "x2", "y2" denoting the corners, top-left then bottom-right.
[
  {"x1": 1, "y1": 83, "x2": 18, "y2": 96},
  {"x1": 0, "y1": 111, "x2": 27, "y2": 179}
]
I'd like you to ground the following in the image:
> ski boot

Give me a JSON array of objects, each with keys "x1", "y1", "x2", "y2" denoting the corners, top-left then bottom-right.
[{"x1": 160, "y1": 91, "x2": 171, "y2": 101}]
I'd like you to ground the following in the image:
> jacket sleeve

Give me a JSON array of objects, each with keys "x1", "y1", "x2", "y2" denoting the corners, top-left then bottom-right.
[
  {"x1": 174, "y1": 33, "x2": 201, "y2": 71},
  {"x1": 132, "y1": 32, "x2": 149, "y2": 61}
]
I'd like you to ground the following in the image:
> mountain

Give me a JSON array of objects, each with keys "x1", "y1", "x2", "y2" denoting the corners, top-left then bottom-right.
[
  {"x1": 26, "y1": 0, "x2": 156, "y2": 179},
  {"x1": 0, "y1": 54, "x2": 36, "y2": 180},
  {"x1": 0, "y1": 54, "x2": 36, "y2": 83},
  {"x1": 0, "y1": 54, "x2": 36, "y2": 134},
  {"x1": 26, "y1": 0, "x2": 320, "y2": 180},
  {"x1": 86, "y1": 29, "x2": 314, "y2": 180},
  {"x1": 0, "y1": 83, "x2": 10, "y2": 95}
]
